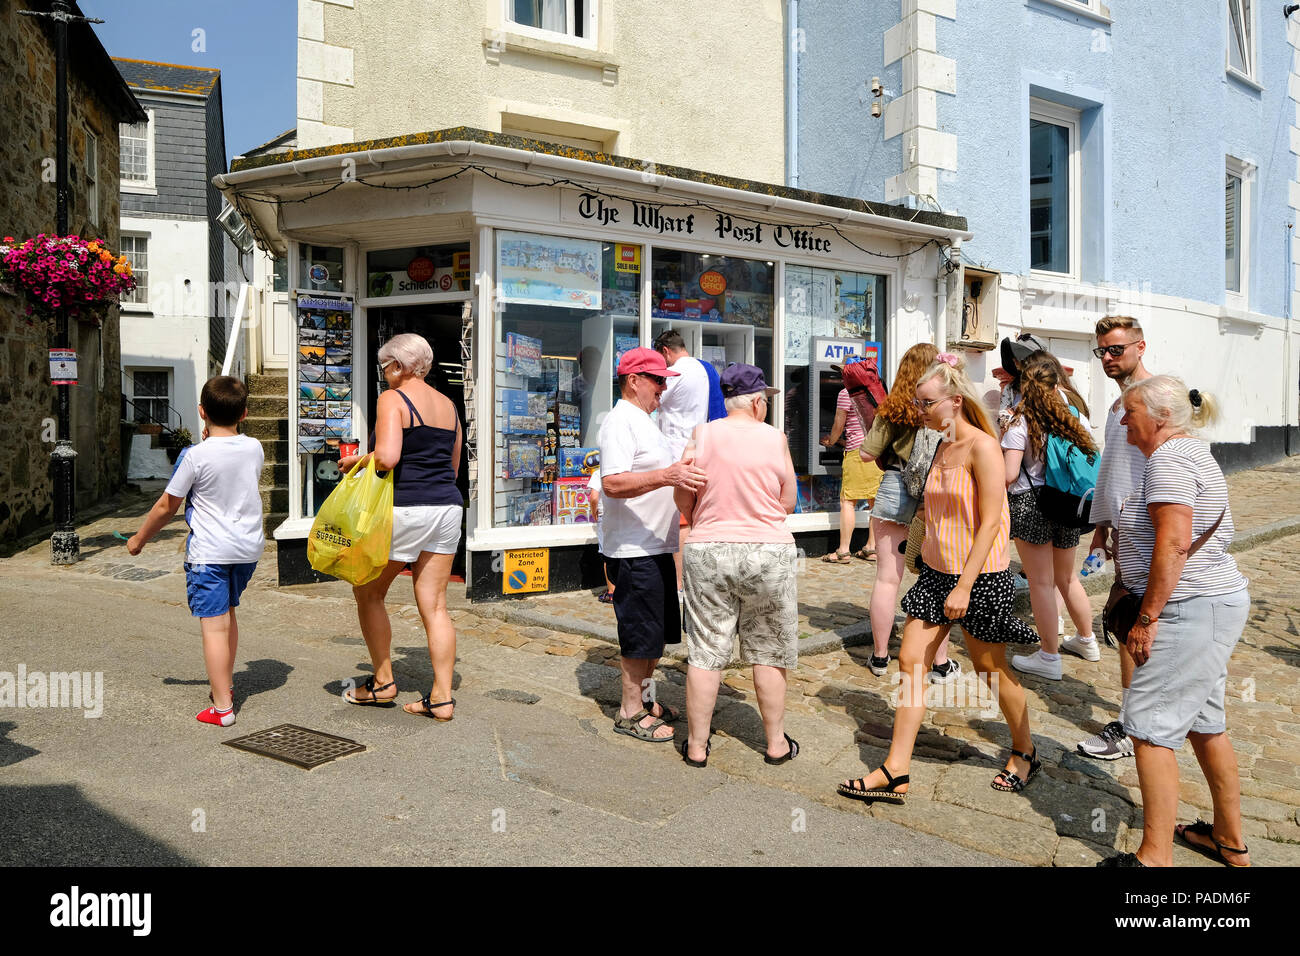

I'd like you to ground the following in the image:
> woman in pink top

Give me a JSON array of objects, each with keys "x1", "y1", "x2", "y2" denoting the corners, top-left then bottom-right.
[
  {"x1": 674, "y1": 365, "x2": 799, "y2": 769},
  {"x1": 837, "y1": 355, "x2": 1042, "y2": 804}
]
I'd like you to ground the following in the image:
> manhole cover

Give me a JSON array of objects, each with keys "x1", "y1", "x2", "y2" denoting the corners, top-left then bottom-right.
[{"x1": 223, "y1": 724, "x2": 365, "y2": 769}]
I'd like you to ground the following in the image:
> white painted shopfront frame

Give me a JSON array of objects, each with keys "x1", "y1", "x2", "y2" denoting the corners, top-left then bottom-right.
[{"x1": 274, "y1": 175, "x2": 908, "y2": 552}]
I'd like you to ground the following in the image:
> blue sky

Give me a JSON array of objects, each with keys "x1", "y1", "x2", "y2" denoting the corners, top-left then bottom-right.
[{"x1": 83, "y1": 0, "x2": 296, "y2": 161}]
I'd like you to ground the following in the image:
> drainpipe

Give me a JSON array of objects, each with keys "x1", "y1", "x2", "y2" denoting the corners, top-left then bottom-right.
[
  {"x1": 1287, "y1": 222, "x2": 1294, "y2": 455},
  {"x1": 786, "y1": 0, "x2": 798, "y2": 188}
]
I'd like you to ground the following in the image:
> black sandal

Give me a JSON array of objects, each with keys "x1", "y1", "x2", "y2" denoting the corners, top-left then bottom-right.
[
  {"x1": 991, "y1": 747, "x2": 1041, "y2": 792},
  {"x1": 1175, "y1": 820, "x2": 1250, "y2": 867},
  {"x1": 681, "y1": 737, "x2": 710, "y2": 768},
  {"x1": 764, "y1": 733, "x2": 800, "y2": 765},
  {"x1": 837, "y1": 764, "x2": 909, "y2": 804},
  {"x1": 344, "y1": 675, "x2": 397, "y2": 706},
  {"x1": 404, "y1": 692, "x2": 454, "y2": 721}
]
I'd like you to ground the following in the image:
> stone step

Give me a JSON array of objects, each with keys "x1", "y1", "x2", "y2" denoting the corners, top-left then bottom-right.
[
  {"x1": 257, "y1": 437, "x2": 290, "y2": 464},
  {"x1": 243, "y1": 416, "x2": 288, "y2": 441},
  {"x1": 260, "y1": 461, "x2": 289, "y2": 486},
  {"x1": 247, "y1": 372, "x2": 289, "y2": 394},
  {"x1": 247, "y1": 394, "x2": 288, "y2": 418}
]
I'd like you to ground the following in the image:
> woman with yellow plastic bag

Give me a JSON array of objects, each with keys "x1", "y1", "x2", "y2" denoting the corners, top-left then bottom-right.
[{"x1": 332, "y1": 334, "x2": 464, "y2": 721}]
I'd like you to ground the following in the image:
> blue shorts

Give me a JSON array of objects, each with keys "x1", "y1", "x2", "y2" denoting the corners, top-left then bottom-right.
[{"x1": 185, "y1": 562, "x2": 258, "y2": 618}]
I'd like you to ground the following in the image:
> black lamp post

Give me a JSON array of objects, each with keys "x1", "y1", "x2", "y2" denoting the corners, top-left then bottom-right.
[{"x1": 20, "y1": 0, "x2": 103, "y2": 565}]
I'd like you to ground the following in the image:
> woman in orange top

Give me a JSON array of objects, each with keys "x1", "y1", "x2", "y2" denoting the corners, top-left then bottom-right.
[{"x1": 838, "y1": 354, "x2": 1041, "y2": 804}]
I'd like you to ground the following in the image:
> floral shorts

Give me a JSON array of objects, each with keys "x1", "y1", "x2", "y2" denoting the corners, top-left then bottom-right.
[{"x1": 683, "y1": 542, "x2": 799, "y2": 670}]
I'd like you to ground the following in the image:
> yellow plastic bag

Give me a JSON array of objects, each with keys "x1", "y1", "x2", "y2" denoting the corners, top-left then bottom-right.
[{"x1": 307, "y1": 457, "x2": 394, "y2": 586}]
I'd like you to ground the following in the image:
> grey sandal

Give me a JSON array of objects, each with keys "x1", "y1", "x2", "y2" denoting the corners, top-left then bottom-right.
[{"x1": 613, "y1": 708, "x2": 674, "y2": 743}]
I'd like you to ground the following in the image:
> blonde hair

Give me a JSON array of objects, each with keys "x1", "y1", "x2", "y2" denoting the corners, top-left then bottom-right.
[
  {"x1": 1096, "y1": 315, "x2": 1143, "y2": 339},
  {"x1": 378, "y1": 333, "x2": 434, "y2": 379},
  {"x1": 917, "y1": 356, "x2": 998, "y2": 438},
  {"x1": 1124, "y1": 374, "x2": 1219, "y2": 433}
]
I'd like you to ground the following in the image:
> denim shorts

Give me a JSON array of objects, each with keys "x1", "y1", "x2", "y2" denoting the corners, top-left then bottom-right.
[
  {"x1": 1119, "y1": 587, "x2": 1250, "y2": 749},
  {"x1": 185, "y1": 562, "x2": 258, "y2": 618},
  {"x1": 870, "y1": 469, "x2": 918, "y2": 526}
]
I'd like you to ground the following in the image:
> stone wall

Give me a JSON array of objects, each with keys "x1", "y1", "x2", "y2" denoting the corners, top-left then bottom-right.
[{"x1": 0, "y1": 0, "x2": 129, "y2": 543}]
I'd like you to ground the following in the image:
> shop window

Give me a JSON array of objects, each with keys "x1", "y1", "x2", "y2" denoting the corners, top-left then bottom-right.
[
  {"x1": 365, "y1": 244, "x2": 471, "y2": 298},
  {"x1": 782, "y1": 265, "x2": 887, "y2": 514},
  {"x1": 298, "y1": 244, "x2": 345, "y2": 293},
  {"x1": 649, "y1": 249, "x2": 774, "y2": 413},
  {"x1": 493, "y1": 232, "x2": 639, "y2": 529}
]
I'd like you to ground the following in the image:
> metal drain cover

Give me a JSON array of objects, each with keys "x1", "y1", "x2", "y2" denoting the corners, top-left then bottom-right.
[{"x1": 223, "y1": 724, "x2": 365, "y2": 769}]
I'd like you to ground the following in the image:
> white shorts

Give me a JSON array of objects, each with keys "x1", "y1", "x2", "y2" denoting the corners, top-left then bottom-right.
[{"x1": 389, "y1": 504, "x2": 462, "y2": 562}]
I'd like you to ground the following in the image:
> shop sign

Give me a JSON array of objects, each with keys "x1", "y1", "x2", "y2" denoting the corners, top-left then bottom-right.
[
  {"x1": 503, "y1": 548, "x2": 549, "y2": 594},
  {"x1": 562, "y1": 190, "x2": 835, "y2": 258},
  {"x1": 614, "y1": 244, "x2": 641, "y2": 273},
  {"x1": 698, "y1": 270, "x2": 727, "y2": 295},
  {"x1": 406, "y1": 256, "x2": 435, "y2": 283},
  {"x1": 453, "y1": 250, "x2": 471, "y2": 283},
  {"x1": 49, "y1": 349, "x2": 77, "y2": 385},
  {"x1": 367, "y1": 267, "x2": 460, "y2": 297},
  {"x1": 308, "y1": 264, "x2": 330, "y2": 284},
  {"x1": 813, "y1": 338, "x2": 866, "y2": 364}
]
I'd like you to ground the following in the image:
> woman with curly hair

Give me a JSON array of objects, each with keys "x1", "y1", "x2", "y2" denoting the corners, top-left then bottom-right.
[
  {"x1": 1002, "y1": 351, "x2": 1100, "y2": 681},
  {"x1": 856, "y1": 342, "x2": 957, "y2": 682},
  {"x1": 838, "y1": 354, "x2": 1041, "y2": 803}
]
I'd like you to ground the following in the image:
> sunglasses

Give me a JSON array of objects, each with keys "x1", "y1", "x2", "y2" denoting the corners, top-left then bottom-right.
[
  {"x1": 638, "y1": 373, "x2": 667, "y2": 388},
  {"x1": 1092, "y1": 341, "x2": 1140, "y2": 359},
  {"x1": 913, "y1": 396, "x2": 954, "y2": 411},
  {"x1": 378, "y1": 359, "x2": 396, "y2": 372}
]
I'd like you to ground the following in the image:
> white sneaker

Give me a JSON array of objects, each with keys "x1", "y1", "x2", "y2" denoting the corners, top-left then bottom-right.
[
  {"x1": 1061, "y1": 634, "x2": 1101, "y2": 662},
  {"x1": 1014, "y1": 573, "x2": 1030, "y2": 592},
  {"x1": 1011, "y1": 650, "x2": 1062, "y2": 680}
]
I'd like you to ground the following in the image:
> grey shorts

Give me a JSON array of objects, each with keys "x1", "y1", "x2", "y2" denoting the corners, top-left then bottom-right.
[
  {"x1": 1119, "y1": 588, "x2": 1250, "y2": 749},
  {"x1": 683, "y1": 542, "x2": 799, "y2": 670},
  {"x1": 871, "y1": 469, "x2": 917, "y2": 526}
]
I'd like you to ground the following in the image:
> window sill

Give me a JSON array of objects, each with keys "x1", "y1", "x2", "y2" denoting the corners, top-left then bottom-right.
[
  {"x1": 1219, "y1": 303, "x2": 1265, "y2": 337},
  {"x1": 121, "y1": 183, "x2": 157, "y2": 196},
  {"x1": 120, "y1": 305, "x2": 153, "y2": 315},
  {"x1": 1026, "y1": 0, "x2": 1112, "y2": 27},
  {"x1": 1225, "y1": 68, "x2": 1264, "y2": 94},
  {"x1": 482, "y1": 27, "x2": 617, "y2": 72}
]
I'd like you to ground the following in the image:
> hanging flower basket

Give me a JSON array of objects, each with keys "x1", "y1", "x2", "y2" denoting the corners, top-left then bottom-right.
[{"x1": 0, "y1": 234, "x2": 136, "y2": 324}]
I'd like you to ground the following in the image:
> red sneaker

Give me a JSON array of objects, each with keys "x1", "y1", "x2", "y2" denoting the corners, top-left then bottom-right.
[{"x1": 196, "y1": 706, "x2": 235, "y2": 727}]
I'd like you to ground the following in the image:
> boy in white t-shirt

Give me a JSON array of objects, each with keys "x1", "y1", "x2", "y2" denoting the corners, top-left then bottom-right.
[{"x1": 129, "y1": 376, "x2": 265, "y2": 727}]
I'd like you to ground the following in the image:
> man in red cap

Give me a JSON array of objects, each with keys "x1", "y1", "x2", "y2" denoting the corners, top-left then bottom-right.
[{"x1": 599, "y1": 348, "x2": 708, "y2": 743}]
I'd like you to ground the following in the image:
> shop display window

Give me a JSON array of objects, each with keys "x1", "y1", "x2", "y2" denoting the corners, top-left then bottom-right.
[
  {"x1": 649, "y1": 249, "x2": 774, "y2": 417},
  {"x1": 298, "y1": 244, "x2": 345, "y2": 293},
  {"x1": 783, "y1": 265, "x2": 887, "y2": 513},
  {"x1": 365, "y1": 243, "x2": 471, "y2": 298},
  {"x1": 493, "y1": 232, "x2": 641, "y2": 529}
]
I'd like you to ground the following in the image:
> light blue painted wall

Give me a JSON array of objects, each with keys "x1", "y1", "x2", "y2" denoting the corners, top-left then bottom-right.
[{"x1": 798, "y1": 0, "x2": 1294, "y2": 317}]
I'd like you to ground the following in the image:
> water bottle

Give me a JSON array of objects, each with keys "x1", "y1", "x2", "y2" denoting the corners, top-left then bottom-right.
[{"x1": 1080, "y1": 549, "x2": 1106, "y2": 577}]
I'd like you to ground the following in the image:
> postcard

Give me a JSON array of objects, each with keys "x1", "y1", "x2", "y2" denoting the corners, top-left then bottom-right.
[
  {"x1": 300, "y1": 400, "x2": 326, "y2": 419},
  {"x1": 299, "y1": 364, "x2": 326, "y2": 383},
  {"x1": 300, "y1": 384, "x2": 328, "y2": 400}
]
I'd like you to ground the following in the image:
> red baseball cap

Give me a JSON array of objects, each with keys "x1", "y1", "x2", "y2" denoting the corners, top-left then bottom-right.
[{"x1": 617, "y1": 347, "x2": 680, "y2": 378}]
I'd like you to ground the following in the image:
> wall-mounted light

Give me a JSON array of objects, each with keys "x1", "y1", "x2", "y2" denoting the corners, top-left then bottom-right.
[
  {"x1": 1286, "y1": 4, "x2": 1299, "y2": 18},
  {"x1": 870, "y1": 75, "x2": 883, "y2": 118}
]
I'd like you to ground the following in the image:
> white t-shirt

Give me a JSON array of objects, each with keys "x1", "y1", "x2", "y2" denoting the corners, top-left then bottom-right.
[
  {"x1": 1090, "y1": 397, "x2": 1149, "y2": 529},
  {"x1": 165, "y1": 435, "x2": 266, "y2": 564},
  {"x1": 1001, "y1": 399, "x2": 1093, "y2": 495},
  {"x1": 598, "y1": 400, "x2": 680, "y2": 558},
  {"x1": 656, "y1": 355, "x2": 710, "y2": 459}
]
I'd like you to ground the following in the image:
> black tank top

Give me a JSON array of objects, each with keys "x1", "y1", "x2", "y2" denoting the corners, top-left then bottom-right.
[{"x1": 388, "y1": 389, "x2": 463, "y2": 508}]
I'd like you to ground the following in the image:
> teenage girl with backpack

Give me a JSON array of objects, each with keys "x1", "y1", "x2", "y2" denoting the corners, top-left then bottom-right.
[{"x1": 1001, "y1": 351, "x2": 1100, "y2": 681}]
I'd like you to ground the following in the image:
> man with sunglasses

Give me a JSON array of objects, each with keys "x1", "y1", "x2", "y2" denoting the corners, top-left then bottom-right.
[
  {"x1": 1076, "y1": 315, "x2": 1153, "y2": 761},
  {"x1": 600, "y1": 348, "x2": 708, "y2": 743}
]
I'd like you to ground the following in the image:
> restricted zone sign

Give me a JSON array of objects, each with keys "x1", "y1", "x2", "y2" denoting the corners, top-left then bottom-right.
[{"x1": 503, "y1": 548, "x2": 549, "y2": 594}]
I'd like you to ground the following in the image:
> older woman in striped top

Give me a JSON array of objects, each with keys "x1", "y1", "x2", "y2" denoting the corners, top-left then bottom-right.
[{"x1": 838, "y1": 354, "x2": 1042, "y2": 803}]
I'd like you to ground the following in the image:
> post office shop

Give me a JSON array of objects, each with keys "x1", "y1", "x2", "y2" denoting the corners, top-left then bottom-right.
[{"x1": 218, "y1": 130, "x2": 971, "y2": 601}]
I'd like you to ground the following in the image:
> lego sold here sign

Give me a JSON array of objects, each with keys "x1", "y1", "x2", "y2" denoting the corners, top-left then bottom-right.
[{"x1": 503, "y1": 548, "x2": 549, "y2": 594}]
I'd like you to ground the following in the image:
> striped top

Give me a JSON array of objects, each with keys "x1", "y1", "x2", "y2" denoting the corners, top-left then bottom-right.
[
  {"x1": 1116, "y1": 437, "x2": 1246, "y2": 600},
  {"x1": 921, "y1": 441, "x2": 1012, "y2": 575},
  {"x1": 836, "y1": 389, "x2": 865, "y2": 449}
]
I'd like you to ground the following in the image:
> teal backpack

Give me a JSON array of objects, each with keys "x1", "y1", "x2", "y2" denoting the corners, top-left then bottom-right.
[{"x1": 1034, "y1": 406, "x2": 1100, "y2": 530}]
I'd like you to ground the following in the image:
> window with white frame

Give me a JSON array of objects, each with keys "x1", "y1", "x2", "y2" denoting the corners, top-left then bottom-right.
[
  {"x1": 120, "y1": 234, "x2": 149, "y2": 305},
  {"x1": 127, "y1": 368, "x2": 170, "y2": 425},
  {"x1": 85, "y1": 132, "x2": 98, "y2": 225},
  {"x1": 1226, "y1": 156, "x2": 1252, "y2": 303},
  {"x1": 1029, "y1": 99, "x2": 1081, "y2": 278},
  {"x1": 119, "y1": 110, "x2": 153, "y2": 189},
  {"x1": 1227, "y1": 1, "x2": 1256, "y2": 83},
  {"x1": 505, "y1": 0, "x2": 596, "y2": 42}
]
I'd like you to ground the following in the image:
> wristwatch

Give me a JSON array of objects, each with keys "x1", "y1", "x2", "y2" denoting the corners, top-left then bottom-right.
[{"x1": 1138, "y1": 612, "x2": 1154, "y2": 626}]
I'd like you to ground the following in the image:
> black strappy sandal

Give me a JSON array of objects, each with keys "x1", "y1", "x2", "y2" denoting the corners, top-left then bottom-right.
[
  {"x1": 991, "y1": 747, "x2": 1041, "y2": 793},
  {"x1": 344, "y1": 675, "x2": 397, "y2": 706},
  {"x1": 681, "y1": 737, "x2": 711, "y2": 768},
  {"x1": 837, "y1": 765, "x2": 909, "y2": 804},
  {"x1": 1175, "y1": 820, "x2": 1250, "y2": 867},
  {"x1": 764, "y1": 733, "x2": 800, "y2": 765},
  {"x1": 404, "y1": 692, "x2": 454, "y2": 721}
]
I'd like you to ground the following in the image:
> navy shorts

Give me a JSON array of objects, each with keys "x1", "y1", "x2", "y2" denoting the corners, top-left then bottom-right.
[
  {"x1": 185, "y1": 562, "x2": 257, "y2": 618},
  {"x1": 606, "y1": 552, "x2": 681, "y2": 659}
]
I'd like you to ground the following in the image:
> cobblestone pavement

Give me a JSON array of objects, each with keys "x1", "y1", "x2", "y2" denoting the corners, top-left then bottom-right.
[{"x1": 5, "y1": 460, "x2": 1298, "y2": 865}]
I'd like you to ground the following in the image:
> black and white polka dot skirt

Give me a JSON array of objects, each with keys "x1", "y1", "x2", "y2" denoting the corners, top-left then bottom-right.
[{"x1": 900, "y1": 562, "x2": 1040, "y2": 645}]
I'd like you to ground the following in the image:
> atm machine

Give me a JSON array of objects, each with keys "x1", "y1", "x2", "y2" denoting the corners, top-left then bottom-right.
[{"x1": 805, "y1": 338, "x2": 869, "y2": 476}]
